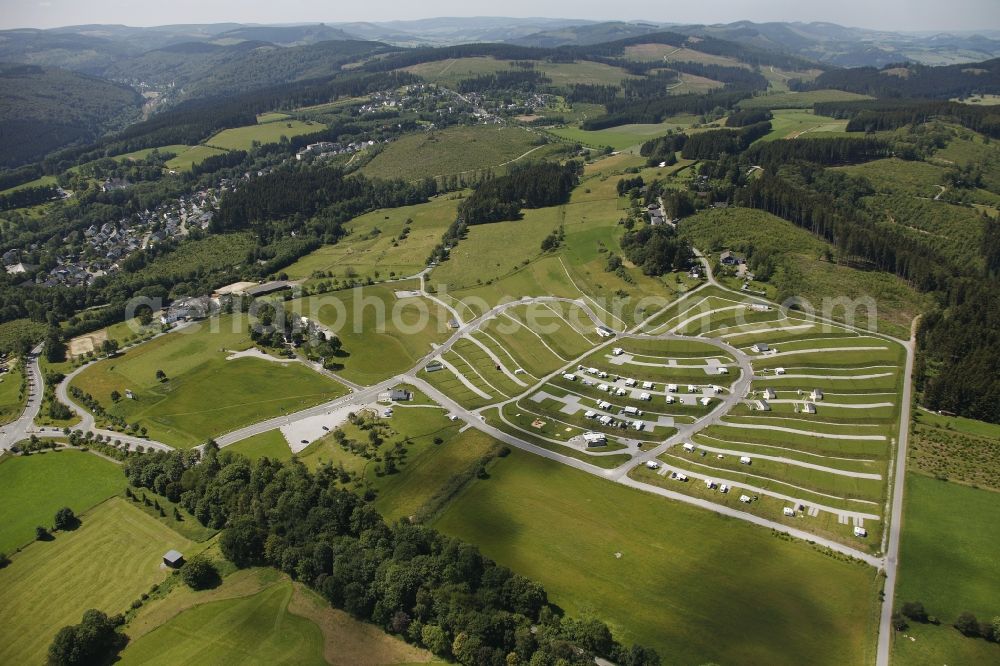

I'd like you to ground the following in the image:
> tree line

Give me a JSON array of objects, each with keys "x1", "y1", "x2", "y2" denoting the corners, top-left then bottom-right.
[
  {"x1": 0, "y1": 184, "x2": 60, "y2": 211},
  {"x1": 745, "y1": 136, "x2": 891, "y2": 166},
  {"x1": 680, "y1": 121, "x2": 772, "y2": 159},
  {"x1": 796, "y1": 57, "x2": 1000, "y2": 99},
  {"x1": 121, "y1": 446, "x2": 662, "y2": 666},
  {"x1": 582, "y1": 90, "x2": 751, "y2": 130},
  {"x1": 812, "y1": 99, "x2": 1000, "y2": 140},
  {"x1": 620, "y1": 226, "x2": 693, "y2": 276}
]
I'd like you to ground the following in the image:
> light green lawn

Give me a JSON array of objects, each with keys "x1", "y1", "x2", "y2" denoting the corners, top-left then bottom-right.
[
  {"x1": 548, "y1": 117, "x2": 698, "y2": 150},
  {"x1": 757, "y1": 109, "x2": 848, "y2": 142},
  {"x1": 0, "y1": 449, "x2": 126, "y2": 553},
  {"x1": 434, "y1": 450, "x2": 880, "y2": 666},
  {"x1": 225, "y1": 430, "x2": 292, "y2": 461},
  {"x1": 165, "y1": 145, "x2": 229, "y2": 171},
  {"x1": 740, "y1": 89, "x2": 873, "y2": 110},
  {"x1": 0, "y1": 498, "x2": 200, "y2": 665}
]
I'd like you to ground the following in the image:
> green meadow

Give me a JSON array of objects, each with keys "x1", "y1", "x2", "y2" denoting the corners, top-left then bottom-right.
[
  {"x1": 165, "y1": 145, "x2": 229, "y2": 171},
  {"x1": 362, "y1": 124, "x2": 541, "y2": 181},
  {"x1": 548, "y1": 117, "x2": 699, "y2": 150},
  {"x1": 71, "y1": 316, "x2": 346, "y2": 447},
  {"x1": 0, "y1": 450, "x2": 126, "y2": 553},
  {"x1": 434, "y1": 450, "x2": 880, "y2": 666},
  {"x1": 0, "y1": 498, "x2": 200, "y2": 665},
  {"x1": 205, "y1": 119, "x2": 325, "y2": 151}
]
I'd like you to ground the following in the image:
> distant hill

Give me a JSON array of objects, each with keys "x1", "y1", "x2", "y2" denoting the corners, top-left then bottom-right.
[
  {"x1": 801, "y1": 57, "x2": 1000, "y2": 98},
  {"x1": 355, "y1": 16, "x2": 597, "y2": 45},
  {"x1": 675, "y1": 21, "x2": 1000, "y2": 67},
  {"x1": 212, "y1": 24, "x2": 357, "y2": 46},
  {"x1": 507, "y1": 21, "x2": 662, "y2": 48},
  {"x1": 0, "y1": 29, "x2": 133, "y2": 74},
  {"x1": 0, "y1": 63, "x2": 142, "y2": 167}
]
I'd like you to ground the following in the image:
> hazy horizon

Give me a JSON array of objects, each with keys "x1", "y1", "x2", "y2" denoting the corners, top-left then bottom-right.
[{"x1": 3, "y1": 0, "x2": 999, "y2": 34}]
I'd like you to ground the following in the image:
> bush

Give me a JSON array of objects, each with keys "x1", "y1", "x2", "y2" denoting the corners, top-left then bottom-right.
[
  {"x1": 181, "y1": 555, "x2": 220, "y2": 590},
  {"x1": 900, "y1": 601, "x2": 928, "y2": 623},
  {"x1": 954, "y1": 611, "x2": 980, "y2": 637}
]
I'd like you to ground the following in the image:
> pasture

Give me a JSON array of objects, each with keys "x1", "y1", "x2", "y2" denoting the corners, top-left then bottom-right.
[
  {"x1": 434, "y1": 450, "x2": 880, "y2": 666},
  {"x1": 739, "y1": 89, "x2": 873, "y2": 110},
  {"x1": 290, "y1": 286, "x2": 450, "y2": 385},
  {"x1": 361, "y1": 125, "x2": 541, "y2": 182},
  {"x1": 757, "y1": 109, "x2": 848, "y2": 142},
  {"x1": 205, "y1": 119, "x2": 325, "y2": 151},
  {"x1": 0, "y1": 449, "x2": 126, "y2": 553},
  {"x1": 122, "y1": 568, "x2": 432, "y2": 665},
  {"x1": 0, "y1": 498, "x2": 199, "y2": 665},
  {"x1": 164, "y1": 145, "x2": 229, "y2": 171},
  {"x1": 0, "y1": 361, "x2": 24, "y2": 425},
  {"x1": 895, "y1": 474, "x2": 1000, "y2": 621},
  {"x1": 70, "y1": 316, "x2": 346, "y2": 447},
  {"x1": 547, "y1": 117, "x2": 699, "y2": 150},
  {"x1": 226, "y1": 430, "x2": 292, "y2": 462},
  {"x1": 283, "y1": 195, "x2": 459, "y2": 281}
]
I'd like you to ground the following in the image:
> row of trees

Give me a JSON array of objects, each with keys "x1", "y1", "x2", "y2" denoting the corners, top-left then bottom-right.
[
  {"x1": 0, "y1": 184, "x2": 59, "y2": 211},
  {"x1": 814, "y1": 99, "x2": 1000, "y2": 140},
  {"x1": 620, "y1": 226, "x2": 693, "y2": 276},
  {"x1": 122, "y1": 446, "x2": 662, "y2": 665},
  {"x1": 745, "y1": 136, "x2": 891, "y2": 166}
]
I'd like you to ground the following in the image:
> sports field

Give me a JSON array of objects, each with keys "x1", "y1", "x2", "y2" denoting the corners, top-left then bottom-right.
[
  {"x1": 434, "y1": 450, "x2": 880, "y2": 665},
  {"x1": 0, "y1": 498, "x2": 199, "y2": 665},
  {"x1": 290, "y1": 286, "x2": 450, "y2": 385},
  {"x1": 283, "y1": 195, "x2": 459, "y2": 281},
  {"x1": 0, "y1": 450, "x2": 126, "y2": 553},
  {"x1": 70, "y1": 316, "x2": 346, "y2": 447},
  {"x1": 362, "y1": 125, "x2": 541, "y2": 182},
  {"x1": 205, "y1": 119, "x2": 325, "y2": 151}
]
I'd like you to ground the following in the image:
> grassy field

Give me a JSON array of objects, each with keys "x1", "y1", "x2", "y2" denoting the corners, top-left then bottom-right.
[
  {"x1": 547, "y1": 116, "x2": 699, "y2": 150},
  {"x1": 434, "y1": 450, "x2": 880, "y2": 665},
  {"x1": 757, "y1": 109, "x2": 848, "y2": 141},
  {"x1": 120, "y1": 581, "x2": 326, "y2": 665},
  {"x1": 0, "y1": 361, "x2": 24, "y2": 425},
  {"x1": 122, "y1": 567, "x2": 433, "y2": 665},
  {"x1": 895, "y1": 474, "x2": 1000, "y2": 621},
  {"x1": 0, "y1": 174, "x2": 58, "y2": 196},
  {"x1": 205, "y1": 119, "x2": 325, "y2": 151},
  {"x1": 740, "y1": 89, "x2": 874, "y2": 110},
  {"x1": 0, "y1": 497, "x2": 199, "y2": 664},
  {"x1": 164, "y1": 145, "x2": 229, "y2": 171},
  {"x1": 0, "y1": 449, "x2": 126, "y2": 553},
  {"x1": 891, "y1": 618, "x2": 1000, "y2": 665},
  {"x1": 71, "y1": 316, "x2": 346, "y2": 447},
  {"x1": 225, "y1": 430, "x2": 292, "y2": 462},
  {"x1": 909, "y1": 411, "x2": 1000, "y2": 490},
  {"x1": 362, "y1": 125, "x2": 541, "y2": 182},
  {"x1": 283, "y1": 195, "x2": 459, "y2": 281},
  {"x1": 112, "y1": 144, "x2": 191, "y2": 162}
]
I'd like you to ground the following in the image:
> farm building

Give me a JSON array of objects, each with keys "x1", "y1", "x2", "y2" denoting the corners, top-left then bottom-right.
[
  {"x1": 163, "y1": 550, "x2": 184, "y2": 568},
  {"x1": 583, "y1": 432, "x2": 607, "y2": 447},
  {"x1": 244, "y1": 280, "x2": 291, "y2": 298}
]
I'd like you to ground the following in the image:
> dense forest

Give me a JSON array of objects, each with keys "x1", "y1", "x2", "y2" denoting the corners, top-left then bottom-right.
[
  {"x1": 214, "y1": 166, "x2": 438, "y2": 242},
  {"x1": 583, "y1": 90, "x2": 751, "y2": 130},
  {"x1": 798, "y1": 57, "x2": 1000, "y2": 99},
  {"x1": 620, "y1": 226, "x2": 693, "y2": 276},
  {"x1": 458, "y1": 161, "x2": 581, "y2": 225},
  {"x1": 680, "y1": 122, "x2": 772, "y2": 159},
  {"x1": 745, "y1": 136, "x2": 891, "y2": 166},
  {"x1": 639, "y1": 133, "x2": 687, "y2": 166},
  {"x1": 813, "y1": 99, "x2": 1000, "y2": 139},
  {"x1": 123, "y1": 446, "x2": 662, "y2": 666}
]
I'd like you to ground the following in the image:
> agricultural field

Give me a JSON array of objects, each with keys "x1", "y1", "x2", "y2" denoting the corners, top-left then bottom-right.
[
  {"x1": 122, "y1": 568, "x2": 433, "y2": 665},
  {"x1": 288, "y1": 285, "x2": 451, "y2": 385},
  {"x1": 205, "y1": 119, "x2": 325, "y2": 151},
  {"x1": 547, "y1": 116, "x2": 700, "y2": 150},
  {"x1": 70, "y1": 315, "x2": 346, "y2": 447},
  {"x1": 361, "y1": 125, "x2": 542, "y2": 181},
  {"x1": 894, "y1": 473, "x2": 1000, "y2": 665},
  {"x1": 0, "y1": 449, "x2": 126, "y2": 553},
  {"x1": 0, "y1": 498, "x2": 202, "y2": 665},
  {"x1": 757, "y1": 109, "x2": 848, "y2": 141},
  {"x1": 283, "y1": 195, "x2": 459, "y2": 282},
  {"x1": 434, "y1": 450, "x2": 880, "y2": 666},
  {"x1": 164, "y1": 145, "x2": 229, "y2": 171},
  {"x1": 740, "y1": 89, "x2": 874, "y2": 109},
  {"x1": 908, "y1": 409, "x2": 1000, "y2": 490}
]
